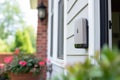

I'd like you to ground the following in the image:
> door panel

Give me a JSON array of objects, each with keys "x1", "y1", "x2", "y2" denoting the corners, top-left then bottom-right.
[{"x1": 100, "y1": 0, "x2": 109, "y2": 48}]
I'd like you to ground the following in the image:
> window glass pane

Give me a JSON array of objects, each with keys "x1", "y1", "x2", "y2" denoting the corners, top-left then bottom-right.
[
  {"x1": 50, "y1": 0, "x2": 54, "y2": 57},
  {"x1": 50, "y1": 15, "x2": 53, "y2": 57},
  {"x1": 51, "y1": 0, "x2": 54, "y2": 12},
  {"x1": 57, "y1": 0, "x2": 64, "y2": 59}
]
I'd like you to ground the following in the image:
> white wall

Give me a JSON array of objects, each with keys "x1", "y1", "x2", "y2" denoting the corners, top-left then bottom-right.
[
  {"x1": 66, "y1": 0, "x2": 101, "y2": 65},
  {"x1": 88, "y1": 0, "x2": 100, "y2": 62},
  {"x1": 66, "y1": 0, "x2": 88, "y2": 65},
  {"x1": 47, "y1": 0, "x2": 65, "y2": 79},
  {"x1": 47, "y1": 0, "x2": 101, "y2": 78}
]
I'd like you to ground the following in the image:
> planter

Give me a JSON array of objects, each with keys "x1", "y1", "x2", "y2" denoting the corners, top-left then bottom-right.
[{"x1": 9, "y1": 72, "x2": 40, "y2": 80}]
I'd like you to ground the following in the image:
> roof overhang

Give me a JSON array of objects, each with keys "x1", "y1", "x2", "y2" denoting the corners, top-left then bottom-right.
[{"x1": 30, "y1": 0, "x2": 37, "y2": 9}]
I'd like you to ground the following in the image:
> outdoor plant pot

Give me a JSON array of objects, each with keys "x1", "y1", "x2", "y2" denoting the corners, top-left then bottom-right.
[
  {"x1": 3, "y1": 49, "x2": 45, "y2": 80},
  {"x1": 9, "y1": 72, "x2": 40, "y2": 80}
]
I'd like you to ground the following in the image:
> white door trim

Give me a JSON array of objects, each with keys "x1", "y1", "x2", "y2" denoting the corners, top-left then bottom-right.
[{"x1": 108, "y1": 0, "x2": 112, "y2": 48}]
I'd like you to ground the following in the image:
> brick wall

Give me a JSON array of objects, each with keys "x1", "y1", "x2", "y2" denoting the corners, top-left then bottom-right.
[
  {"x1": 37, "y1": 0, "x2": 48, "y2": 61},
  {"x1": 0, "y1": 53, "x2": 13, "y2": 63},
  {"x1": 37, "y1": 0, "x2": 48, "y2": 80}
]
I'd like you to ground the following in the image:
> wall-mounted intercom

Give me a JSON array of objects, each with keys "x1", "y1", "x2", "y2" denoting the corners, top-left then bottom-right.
[{"x1": 74, "y1": 18, "x2": 88, "y2": 48}]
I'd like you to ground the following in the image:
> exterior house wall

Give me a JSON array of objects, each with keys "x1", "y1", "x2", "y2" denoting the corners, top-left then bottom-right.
[
  {"x1": 37, "y1": 0, "x2": 48, "y2": 59},
  {"x1": 66, "y1": 0, "x2": 100, "y2": 64},
  {"x1": 37, "y1": 0, "x2": 48, "y2": 80},
  {"x1": 88, "y1": 0, "x2": 100, "y2": 59},
  {"x1": 48, "y1": 0, "x2": 101, "y2": 79},
  {"x1": 47, "y1": 0, "x2": 65, "y2": 79},
  {"x1": 47, "y1": 0, "x2": 90, "y2": 78},
  {"x1": 66, "y1": 0, "x2": 88, "y2": 65}
]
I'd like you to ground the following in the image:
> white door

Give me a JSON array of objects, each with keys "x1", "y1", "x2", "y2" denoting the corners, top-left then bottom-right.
[{"x1": 108, "y1": 0, "x2": 112, "y2": 48}]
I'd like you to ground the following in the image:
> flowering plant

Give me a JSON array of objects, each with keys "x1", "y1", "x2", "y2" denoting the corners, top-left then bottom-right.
[{"x1": 3, "y1": 49, "x2": 45, "y2": 75}]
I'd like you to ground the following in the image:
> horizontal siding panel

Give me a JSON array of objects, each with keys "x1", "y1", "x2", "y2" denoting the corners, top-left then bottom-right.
[
  {"x1": 67, "y1": 0, "x2": 77, "y2": 13},
  {"x1": 51, "y1": 64, "x2": 64, "y2": 79},
  {"x1": 52, "y1": 64, "x2": 64, "y2": 72},
  {"x1": 67, "y1": 6, "x2": 88, "y2": 38},
  {"x1": 67, "y1": 0, "x2": 88, "y2": 24},
  {"x1": 67, "y1": 36, "x2": 87, "y2": 54},
  {"x1": 67, "y1": 56, "x2": 88, "y2": 65}
]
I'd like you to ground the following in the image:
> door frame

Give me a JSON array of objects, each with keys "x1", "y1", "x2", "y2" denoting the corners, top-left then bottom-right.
[{"x1": 100, "y1": 0, "x2": 109, "y2": 48}]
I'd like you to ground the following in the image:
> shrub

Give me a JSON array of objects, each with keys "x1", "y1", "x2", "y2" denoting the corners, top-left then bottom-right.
[{"x1": 60, "y1": 46, "x2": 120, "y2": 80}]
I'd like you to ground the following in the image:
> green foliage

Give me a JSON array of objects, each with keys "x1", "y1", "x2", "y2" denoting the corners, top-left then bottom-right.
[
  {"x1": 24, "y1": 26, "x2": 37, "y2": 51},
  {"x1": 0, "y1": 39, "x2": 10, "y2": 52},
  {"x1": 60, "y1": 46, "x2": 120, "y2": 80},
  {"x1": 12, "y1": 26, "x2": 36, "y2": 53},
  {"x1": 0, "y1": 72, "x2": 9, "y2": 80},
  {"x1": 0, "y1": 0, "x2": 24, "y2": 39},
  {"x1": 0, "y1": 0, "x2": 36, "y2": 53}
]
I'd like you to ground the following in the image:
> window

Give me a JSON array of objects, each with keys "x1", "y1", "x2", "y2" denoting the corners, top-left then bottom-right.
[
  {"x1": 50, "y1": 15, "x2": 53, "y2": 57},
  {"x1": 50, "y1": 0, "x2": 54, "y2": 57},
  {"x1": 57, "y1": 0, "x2": 64, "y2": 59}
]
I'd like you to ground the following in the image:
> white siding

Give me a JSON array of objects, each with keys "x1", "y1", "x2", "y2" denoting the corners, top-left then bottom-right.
[
  {"x1": 67, "y1": 0, "x2": 88, "y2": 24},
  {"x1": 47, "y1": 0, "x2": 101, "y2": 78},
  {"x1": 67, "y1": 6, "x2": 88, "y2": 38},
  {"x1": 67, "y1": 55, "x2": 88, "y2": 65},
  {"x1": 66, "y1": 0, "x2": 88, "y2": 65},
  {"x1": 51, "y1": 64, "x2": 64, "y2": 80},
  {"x1": 67, "y1": 0, "x2": 77, "y2": 13},
  {"x1": 66, "y1": 0, "x2": 101, "y2": 65}
]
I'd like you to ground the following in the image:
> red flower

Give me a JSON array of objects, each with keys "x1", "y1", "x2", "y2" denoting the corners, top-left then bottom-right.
[
  {"x1": 39, "y1": 61, "x2": 45, "y2": 66},
  {"x1": 19, "y1": 61, "x2": 27, "y2": 66},
  {"x1": 0, "y1": 63, "x2": 4, "y2": 69},
  {"x1": 4, "y1": 56, "x2": 13, "y2": 64},
  {"x1": 14, "y1": 48, "x2": 20, "y2": 55}
]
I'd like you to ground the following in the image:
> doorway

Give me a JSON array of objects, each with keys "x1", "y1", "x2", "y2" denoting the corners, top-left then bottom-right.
[
  {"x1": 100, "y1": 0, "x2": 120, "y2": 48},
  {"x1": 112, "y1": 0, "x2": 120, "y2": 48}
]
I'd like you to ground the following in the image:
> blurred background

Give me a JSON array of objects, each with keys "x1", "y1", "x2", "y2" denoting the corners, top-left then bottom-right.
[{"x1": 0, "y1": 0, "x2": 37, "y2": 53}]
